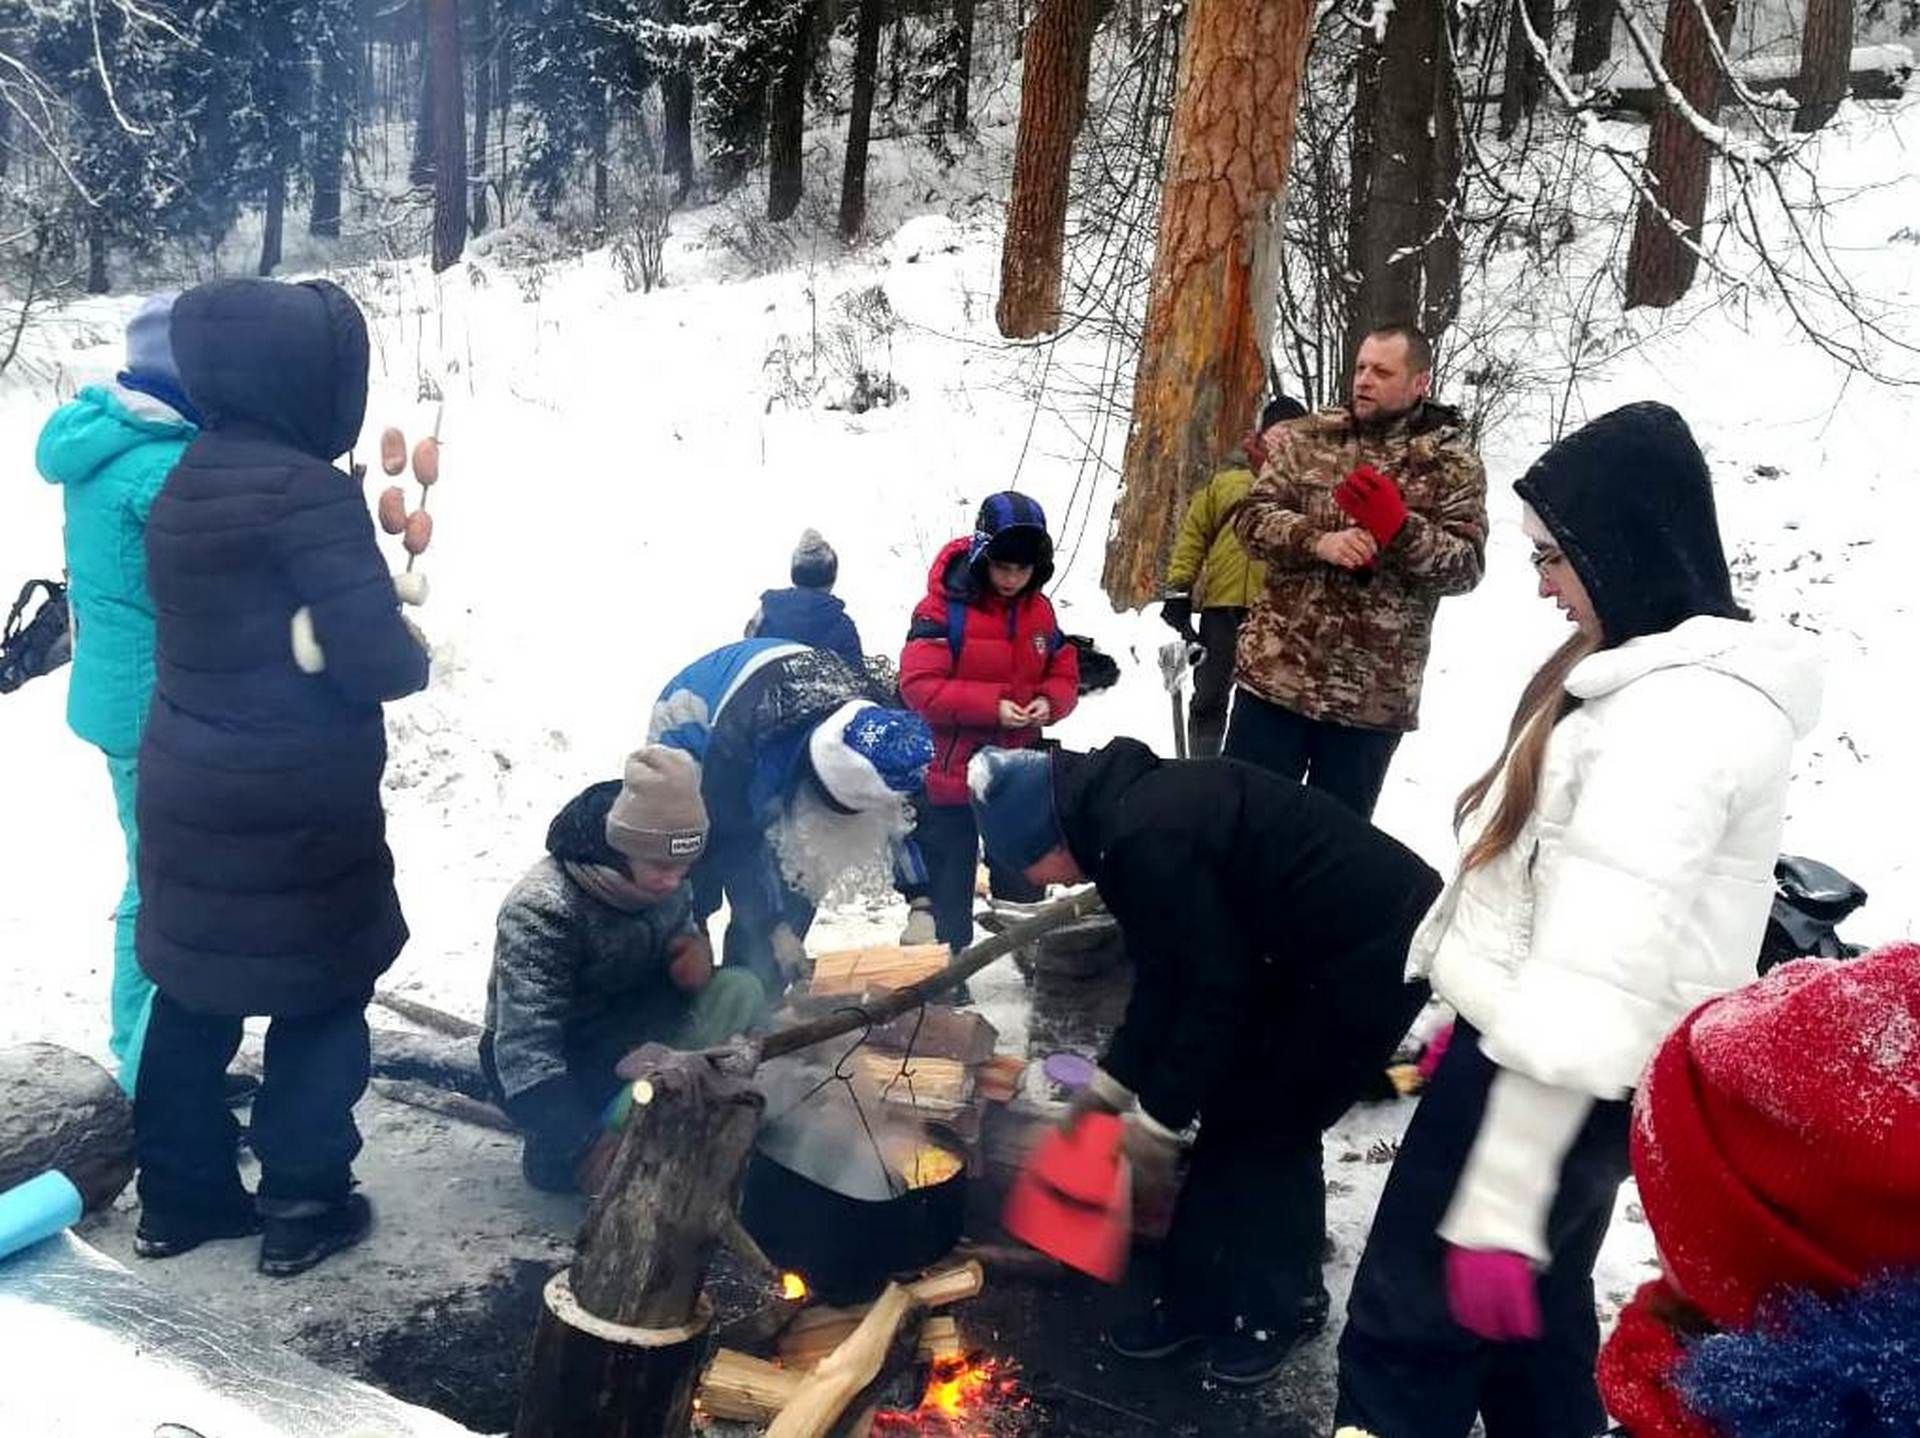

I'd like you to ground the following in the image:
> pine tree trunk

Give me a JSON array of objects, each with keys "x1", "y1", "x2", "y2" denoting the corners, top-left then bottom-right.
[
  {"x1": 0, "y1": 80, "x2": 12, "y2": 180},
  {"x1": 470, "y1": 0, "x2": 494, "y2": 234},
  {"x1": 411, "y1": 8, "x2": 436, "y2": 188},
  {"x1": 85, "y1": 215, "x2": 110, "y2": 294},
  {"x1": 1624, "y1": 0, "x2": 1737, "y2": 309},
  {"x1": 768, "y1": 0, "x2": 817, "y2": 222},
  {"x1": 1101, "y1": 0, "x2": 1317, "y2": 608},
  {"x1": 839, "y1": 0, "x2": 887, "y2": 240},
  {"x1": 496, "y1": 0, "x2": 514, "y2": 219},
  {"x1": 1347, "y1": 0, "x2": 1460, "y2": 359},
  {"x1": 664, "y1": 72, "x2": 695, "y2": 200},
  {"x1": 994, "y1": 0, "x2": 1093, "y2": 337},
  {"x1": 1794, "y1": 0, "x2": 1853, "y2": 131},
  {"x1": 311, "y1": 42, "x2": 349, "y2": 238},
  {"x1": 1498, "y1": 0, "x2": 1555, "y2": 137},
  {"x1": 953, "y1": 0, "x2": 978, "y2": 131},
  {"x1": 593, "y1": 134, "x2": 610, "y2": 241},
  {"x1": 1571, "y1": 0, "x2": 1614, "y2": 74},
  {"x1": 428, "y1": 0, "x2": 468, "y2": 272},
  {"x1": 259, "y1": 162, "x2": 287, "y2": 276}
]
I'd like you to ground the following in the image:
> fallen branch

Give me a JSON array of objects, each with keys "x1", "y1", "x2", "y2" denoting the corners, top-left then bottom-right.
[
  {"x1": 373, "y1": 989, "x2": 483, "y2": 1039},
  {"x1": 371, "y1": 1078, "x2": 514, "y2": 1133}
]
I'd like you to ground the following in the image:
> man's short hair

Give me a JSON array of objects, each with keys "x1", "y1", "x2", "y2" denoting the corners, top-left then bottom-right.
[{"x1": 1365, "y1": 323, "x2": 1433, "y2": 375}]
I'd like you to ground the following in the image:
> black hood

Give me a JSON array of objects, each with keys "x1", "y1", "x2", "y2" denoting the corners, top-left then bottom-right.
[
  {"x1": 1053, "y1": 737, "x2": 1160, "y2": 880},
  {"x1": 173, "y1": 278, "x2": 370, "y2": 462},
  {"x1": 546, "y1": 780, "x2": 627, "y2": 868},
  {"x1": 1514, "y1": 402, "x2": 1744, "y2": 647}
]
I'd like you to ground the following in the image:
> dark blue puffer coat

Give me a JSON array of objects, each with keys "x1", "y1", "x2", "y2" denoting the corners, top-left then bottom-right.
[
  {"x1": 136, "y1": 279, "x2": 429, "y2": 1016},
  {"x1": 747, "y1": 586, "x2": 864, "y2": 664}
]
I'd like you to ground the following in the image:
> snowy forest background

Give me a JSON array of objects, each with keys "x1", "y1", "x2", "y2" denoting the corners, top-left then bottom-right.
[{"x1": 0, "y1": 2, "x2": 1917, "y2": 1427}]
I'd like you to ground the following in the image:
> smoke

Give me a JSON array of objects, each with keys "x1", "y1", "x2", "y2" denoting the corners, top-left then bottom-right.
[{"x1": 753, "y1": 1053, "x2": 933, "y2": 1203}]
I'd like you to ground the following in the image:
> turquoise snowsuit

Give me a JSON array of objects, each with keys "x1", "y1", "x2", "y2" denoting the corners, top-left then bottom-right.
[{"x1": 36, "y1": 384, "x2": 196, "y2": 1091}]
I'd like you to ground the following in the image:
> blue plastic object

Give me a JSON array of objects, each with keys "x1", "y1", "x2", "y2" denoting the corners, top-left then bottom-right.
[{"x1": 0, "y1": 1171, "x2": 84, "y2": 1262}]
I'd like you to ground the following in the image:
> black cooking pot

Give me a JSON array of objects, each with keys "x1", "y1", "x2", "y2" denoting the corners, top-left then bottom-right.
[{"x1": 739, "y1": 1143, "x2": 968, "y2": 1306}]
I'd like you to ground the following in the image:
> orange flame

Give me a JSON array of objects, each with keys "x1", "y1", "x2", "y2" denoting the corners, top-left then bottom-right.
[
  {"x1": 780, "y1": 1271, "x2": 809, "y2": 1302},
  {"x1": 873, "y1": 1353, "x2": 1027, "y2": 1435}
]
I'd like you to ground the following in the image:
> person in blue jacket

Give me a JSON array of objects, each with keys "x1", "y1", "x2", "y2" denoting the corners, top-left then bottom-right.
[
  {"x1": 35, "y1": 295, "x2": 198, "y2": 1093},
  {"x1": 744, "y1": 529, "x2": 865, "y2": 664},
  {"x1": 648, "y1": 638, "x2": 932, "y2": 994},
  {"x1": 132, "y1": 278, "x2": 429, "y2": 1278}
]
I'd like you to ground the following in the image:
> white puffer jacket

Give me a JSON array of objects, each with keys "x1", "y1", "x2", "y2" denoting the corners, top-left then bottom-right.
[{"x1": 1409, "y1": 614, "x2": 1823, "y2": 1101}]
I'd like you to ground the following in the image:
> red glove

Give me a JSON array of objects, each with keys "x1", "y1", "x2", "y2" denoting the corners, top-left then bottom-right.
[
  {"x1": 1444, "y1": 1245, "x2": 1542, "y2": 1341},
  {"x1": 1334, "y1": 465, "x2": 1409, "y2": 546},
  {"x1": 1416, "y1": 1021, "x2": 1455, "y2": 1084}
]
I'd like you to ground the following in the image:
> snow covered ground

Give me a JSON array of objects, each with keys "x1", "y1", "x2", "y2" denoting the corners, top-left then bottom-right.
[{"x1": 1, "y1": 83, "x2": 1915, "y2": 1434}]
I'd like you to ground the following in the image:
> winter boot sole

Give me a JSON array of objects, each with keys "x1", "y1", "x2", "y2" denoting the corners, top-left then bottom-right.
[
  {"x1": 258, "y1": 1194, "x2": 373, "y2": 1278},
  {"x1": 1105, "y1": 1328, "x2": 1207, "y2": 1361},
  {"x1": 133, "y1": 1210, "x2": 262, "y2": 1260}
]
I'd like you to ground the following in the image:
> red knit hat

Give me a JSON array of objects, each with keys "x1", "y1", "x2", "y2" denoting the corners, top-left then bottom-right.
[{"x1": 1631, "y1": 943, "x2": 1920, "y2": 1329}]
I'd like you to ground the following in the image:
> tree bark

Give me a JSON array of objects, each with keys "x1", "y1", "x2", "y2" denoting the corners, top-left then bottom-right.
[
  {"x1": 1099, "y1": 0, "x2": 1317, "y2": 606},
  {"x1": 994, "y1": 0, "x2": 1094, "y2": 337},
  {"x1": 259, "y1": 162, "x2": 287, "y2": 276},
  {"x1": 426, "y1": 0, "x2": 468, "y2": 271},
  {"x1": 411, "y1": 7, "x2": 436, "y2": 188},
  {"x1": 664, "y1": 71, "x2": 695, "y2": 200},
  {"x1": 1499, "y1": 0, "x2": 1555, "y2": 136},
  {"x1": 1347, "y1": 0, "x2": 1461, "y2": 361},
  {"x1": 311, "y1": 40, "x2": 349, "y2": 238},
  {"x1": 1794, "y1": 0, "x2": 1853, "y2": 131},
  {"x1": 86, "y1": 216, "x2": 110, "y2": 294},
  {"x1": 953, "y1": 0, "x2": 978, "y2": 132},
  {"x1": 769, "y1": 0, "x2": 818, "y2": 222},
  {"x1": 513, "y1": 1048, "x2": 763, "y2": 1438},
  {"x1": 1571, "y1": 0, "x2": 1615, "y2": 74},
  {"x1": 470, "y1": 0, "x2": 494, "y2": 234},
  {"x1": 1624, "y1": 0, "x2": 1738, "y2": 309},
  {"x1": 839, "y1": 0, "x2": 887, "y2": 239},
  {"x1": 0, "y1": 1044, "x2": 134, "y2": 1211}
]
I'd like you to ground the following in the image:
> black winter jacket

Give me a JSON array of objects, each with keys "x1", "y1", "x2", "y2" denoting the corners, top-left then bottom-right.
[
  {"x1": 136, "y1": 279, "x2": 429, "y2": 1016},
  {"x1": 1056, "y1": 739, "x2": 1441, "y2": 1131}
]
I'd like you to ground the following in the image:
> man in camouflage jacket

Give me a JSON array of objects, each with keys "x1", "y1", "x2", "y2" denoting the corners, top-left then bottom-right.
[{"x1": 1229, "y1": 326, "x2": 1487, "y2": 816}]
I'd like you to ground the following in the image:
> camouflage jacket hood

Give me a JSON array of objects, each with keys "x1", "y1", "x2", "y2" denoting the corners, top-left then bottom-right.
[{"x1": 1230, "y1": 402, "x2": 1489, "y2": 731}]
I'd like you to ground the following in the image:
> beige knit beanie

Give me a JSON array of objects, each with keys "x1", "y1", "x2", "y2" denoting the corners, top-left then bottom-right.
[{"x1": 605, "y1": 747, "x2": 709, "y2": 865}]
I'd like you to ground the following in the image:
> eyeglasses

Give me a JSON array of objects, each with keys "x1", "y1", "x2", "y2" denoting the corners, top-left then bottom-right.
[{"x1": 1530, "y1": 546, "x2": 1569, "y2": 573}]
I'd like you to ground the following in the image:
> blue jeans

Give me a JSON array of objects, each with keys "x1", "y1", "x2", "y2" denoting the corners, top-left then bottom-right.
[{"x1": 105, "y1": 753, "x2": 154, "y2": 1093}]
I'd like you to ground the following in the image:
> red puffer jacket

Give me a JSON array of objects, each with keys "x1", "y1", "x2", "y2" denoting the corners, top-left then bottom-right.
[{"x1": 899, "y1": 537, "x2": 1080, "y2": 806}]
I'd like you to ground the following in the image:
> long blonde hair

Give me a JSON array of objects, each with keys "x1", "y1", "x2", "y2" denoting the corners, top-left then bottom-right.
[{"x1": 1454, "y1": 632, "x2": 1598, "y2": 871}]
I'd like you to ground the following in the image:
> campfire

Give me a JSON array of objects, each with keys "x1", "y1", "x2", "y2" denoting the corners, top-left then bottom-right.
[{"x1": 871, "y1": 1352, "x2": 1030, "y2": 1435}]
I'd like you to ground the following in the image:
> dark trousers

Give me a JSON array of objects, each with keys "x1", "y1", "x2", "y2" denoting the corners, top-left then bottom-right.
[
  {"x1": 135, "y1": 990, "x2": 370, "y2": 1219},
  {"x1": 1161, "y1": 1100, "x2": 1328, "y2": 1335},
  {"x1": 915, "y1": 800, "x2": 1041, "y2": 951},
  {"x1": 1334, "y1": 1023, "x2": 1632, "y2": 1438},
  {"x1": 1187, "y1": 607, "x2": 1246, "y2": 759},
  {"x1": 1223, "y1": 687, "x2": 1403, "y2": 819},
  {"x1": 692, "y1": 830, "x2": 816, "y2": 996}
]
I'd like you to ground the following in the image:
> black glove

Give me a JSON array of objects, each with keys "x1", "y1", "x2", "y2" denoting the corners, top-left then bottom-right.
[
  {"x1": 1160, "y1": 594, "x2": 1193, "y2": 636},
  {"x1": 504, "y1": 1076, "x2": 601, "y2": 1164}
]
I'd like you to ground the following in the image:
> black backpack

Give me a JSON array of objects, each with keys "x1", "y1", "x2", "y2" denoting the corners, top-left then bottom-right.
[
  {"x1": 0, "y1": 578, "x2": 72, "y2": 694},
  {"x1": 1757, "y1": 853, "x2": 1869, "y2": 975}
]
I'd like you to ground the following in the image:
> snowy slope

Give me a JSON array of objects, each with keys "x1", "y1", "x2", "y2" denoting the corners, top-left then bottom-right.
[{"x1": 1, "y1": 87, "x2": 1916, "y2": 1423}]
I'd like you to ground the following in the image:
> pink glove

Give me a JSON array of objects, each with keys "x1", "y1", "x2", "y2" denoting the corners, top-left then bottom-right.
[
  {"x1": 1416, "y1": 1021, "x2": 1455, "y2": 1084},
  {"x1": 1444, "y1": 1245, "x2": 1542, "y2": 1341}
]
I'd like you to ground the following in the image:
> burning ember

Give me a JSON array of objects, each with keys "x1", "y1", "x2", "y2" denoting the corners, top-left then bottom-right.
[
  {"x1": 872, "y1": 1353, "x2": 1030, "y2": 1436},
  {"x1": 780, "y1": 1271, "x2": 809, "y2": 1302}
]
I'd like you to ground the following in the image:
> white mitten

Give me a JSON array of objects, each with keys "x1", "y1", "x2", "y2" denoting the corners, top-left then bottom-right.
[{"x1": 291, "y1": 606, "x2": 326, "y2": 673}]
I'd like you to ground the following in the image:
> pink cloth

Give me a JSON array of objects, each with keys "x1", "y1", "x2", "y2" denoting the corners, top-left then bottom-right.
[{"x1": 1444, "y1": 1244, "x2": 1542, "y2": 1341}]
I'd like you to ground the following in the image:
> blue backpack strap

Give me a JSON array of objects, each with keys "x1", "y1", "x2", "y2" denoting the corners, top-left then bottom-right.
[{"x1": 946, "y1": 596, "x2": 967, "y2": 668}]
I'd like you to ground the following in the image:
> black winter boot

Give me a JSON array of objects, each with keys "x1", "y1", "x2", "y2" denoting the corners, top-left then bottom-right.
[
  {"x1": 133, "y1": 1202, "x2": 262, "y2": 1260},
  {"x1": 1204, "y1": 1296, "x2": 1329, "y2": 1387},
  {"x1": 1105, "y1": 1299, "x2": 1206, "y2": 1360},
  {"x1": 257, "y1": 1192, "x2": 372, "y2": 1277}
]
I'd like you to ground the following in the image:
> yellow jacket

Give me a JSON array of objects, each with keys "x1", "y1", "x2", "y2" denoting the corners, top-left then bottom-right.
[{"x1": 1166, "y1": 466, "x2": 1267, "y2": 611}]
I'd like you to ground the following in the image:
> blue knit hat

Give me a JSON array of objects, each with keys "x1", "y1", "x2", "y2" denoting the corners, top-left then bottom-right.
[
  {"x1": 808, "y1": 702, "x2": 933, "y2": 811},
  {"x1": 967, "y1": 747, "x2": 1063, "y2": 873},
  {"x1": 118, "y1": 292, "x2": 201, "y2": 425}
]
